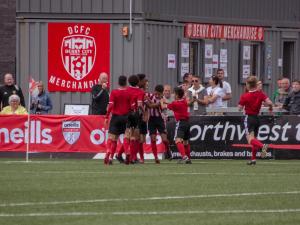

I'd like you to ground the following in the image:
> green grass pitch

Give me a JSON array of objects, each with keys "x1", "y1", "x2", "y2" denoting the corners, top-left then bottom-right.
[{"x1": 0, "y1": 159, "x2": 299, "y2": 225}]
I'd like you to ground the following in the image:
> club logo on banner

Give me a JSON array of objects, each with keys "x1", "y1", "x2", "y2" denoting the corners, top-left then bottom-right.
[
  {"x1": 48, "y1": 23, "x2": 110, "y2": 92},
  {"x1": 62, "y1": 121, "x2": 81, "y2": 144},
  {"x1": 61, "y1": 35, "x2": 96, "y2": 81}
]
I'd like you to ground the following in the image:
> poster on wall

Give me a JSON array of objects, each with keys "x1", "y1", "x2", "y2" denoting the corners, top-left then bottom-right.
[
  {"x1": 181, "y1": 43, "x2": 189, "y2": 58},
  {"x1": 205, "y1": 64, "x2": 213, "y2": 78},
  {"x1": 181, "y1": 63, "x2": 189, "y2": 77},
  {"x1": 48, "y1": 23, "x2": 110, "y2": 92},
  {"x1": 205, "y1": 44, "x2": 213, "y2": 59},
  {"x1": 220, "y1": 49, "x2": 228, "y2": 63},
  {"x1": 243, "y1": 65, "x2": 251, "y2": 78},
  {"x1": 212, "y1": 54, "x2": 219, "y2": 69},
  {"x1": 168, "y1": 54, "x2": 176, "y2": 69},
  {"x1": 243, "y1": 46, "x2": 251, "y2": 60}
]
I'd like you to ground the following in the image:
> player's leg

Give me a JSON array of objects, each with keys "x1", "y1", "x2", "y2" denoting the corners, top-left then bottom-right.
[
  {"x1": 138, "y1": 120, "x2": 147, "y2": 163},
  {"x1": 157, "y1": 116, "x2": 172, "y2": 160},
  {"x1": 183, "y1": 120, "x2": 192, "y2": 164},
  {"x1": 149, "y1": 117, "x2": 160, "y2": 163},
  {"x1": 150, "y1": 134, "x2": 160, "y2": 163},
  {"x1": 108, "y1": 133, "x2": 119, "y2": 164},
  {"x1": 139, "y1": 133, "x2": 145, "y2": 163},
  {"x1": 161, "y1": 133, "x2": 172, "y2": 160}
]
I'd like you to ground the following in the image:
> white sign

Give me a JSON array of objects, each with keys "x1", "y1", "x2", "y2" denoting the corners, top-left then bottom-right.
[
  {"x1": 220, "y1": 49, "x2": 228, "y2": 63},
  {"x1": 220, "y1": 63, "x2": 228, "y2": 77},
  {"x1": 212, "y1": 54, "x2": 219, "y2": 69},
  {"x1": 181, "y1": 63, "x2": 189, "y2": 77},
  {"x1": 243, "y1": 46, "x2": 251, "y2": 60},
  {"x1": 181, "y1": 43, "x2": 189, "y2": 58},
  {"x1": 243, "y1": 65, "x2": 251, "y2": 78},
  {"x1": 64, "y1": 104, "x2": 90, "y2": 115},
  {"x1": 278, "y1": 58, "x2": 283, "y2": 67},
  {"x1": 205, "y1": 44, "x2": 213, "y2": 59},
  {"x1": 168, "y1": 54, "x2": 176, "y2": 69},
  {"x1": 205, "y1": 64, "x2": 213, "y2": 78}
]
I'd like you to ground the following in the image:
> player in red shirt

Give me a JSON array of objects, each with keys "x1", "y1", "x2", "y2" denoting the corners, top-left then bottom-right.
[
  {"x1": 123, "y1": 75, "x2": 145, "y2": 164},
  {"x1": 238, "y1": 76, "x2": 273, "y2": 165},
  {"x1": 104, "y1": 75, "x2": 131, "y2": 165},
  {"x1": 162, "y1": 87, "x2": 191, "y2": 164}
]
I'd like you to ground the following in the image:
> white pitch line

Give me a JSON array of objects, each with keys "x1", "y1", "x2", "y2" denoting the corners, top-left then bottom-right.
[
  {"x1": 0, "y1": 191, "x2": 299, "y2": 208},
  {"x1": 0, "y1": 209, "x2": 300, "y2": 217},
  {"x1": 3, "y1": 170, "x2": 299, "y2": 177}
]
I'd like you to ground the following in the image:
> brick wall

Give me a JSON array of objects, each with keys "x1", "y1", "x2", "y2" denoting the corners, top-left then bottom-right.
[{"x1": 0, "y1": 0, "x2": 16, "y2": 84}]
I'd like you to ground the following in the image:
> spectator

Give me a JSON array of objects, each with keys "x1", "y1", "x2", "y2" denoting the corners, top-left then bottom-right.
[
  {"x1": 187, "y1": 75, "x2": 208, "y2": 115},
  {"x1": 274, "y1": 77, "x2": 291, "y2": 107},
  {"x1": 283, "y1": 80, "x2": 300, "y2": 115},
  {"x1": 91, "y1": 72, "x2": 109, "y2": 115},
  {"x1": 1, "y1": 94, "x2": 27, "y2": 115},
  {"x1": 30, "y1": 81, "x2": 53, "y2": 114},
  {"x1": 0, "y1": 73, "x2": 25, "y2": 110},
  {"x1": 206, "y1": 75, "x2": 223, "y2": 109},
  {"x1": 272, "y1": 78, "x2": 282, "y2": 103},
  {"x1": 217, "y1": 69, "x2": 232, "y2": 107},
  {"x1": 179, "y1": 73, "x2": 193, "y2": 88},
  {"x1": 181, "y1": 80, "x2": 190, "y2": 98},
  {"x1": 163, "y1": 84, "x2": 174, "y2": 117},
  {"x1": 257, "y1": 80, "x2": 263, "y2": 91}
]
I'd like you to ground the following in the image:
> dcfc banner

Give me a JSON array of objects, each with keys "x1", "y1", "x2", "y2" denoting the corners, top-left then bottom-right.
[
  {"x1": 48, "y1": 23, "x2": 110, "y2": 92},
  {"x1": 0, "y1": 115, "x2": 164, "y2": 153},
  {"x1": 167, "y1": 116, "x2": 300, "y2": 159}
]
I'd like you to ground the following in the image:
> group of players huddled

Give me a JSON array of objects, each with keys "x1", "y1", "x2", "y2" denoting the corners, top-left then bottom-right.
[
  {"x1": 104, "y1": 73, "x2": 272, "y2": 166},
  {"x1": 104, "y1": 74, "x2": 191, "y2": 165}
]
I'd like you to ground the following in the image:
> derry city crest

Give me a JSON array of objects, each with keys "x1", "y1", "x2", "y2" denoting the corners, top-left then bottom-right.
[{"x1": 61, "y1": 34, "x2": 96, "y2": 81}]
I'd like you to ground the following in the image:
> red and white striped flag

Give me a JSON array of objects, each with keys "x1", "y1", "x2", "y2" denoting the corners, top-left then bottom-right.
[{"x1": 29, "y1": 77, "x2": 39, "y2": 96}]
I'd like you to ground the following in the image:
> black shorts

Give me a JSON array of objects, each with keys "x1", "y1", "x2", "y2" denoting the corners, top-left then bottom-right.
[
  {"x1": 139, "y1": 120, "x2": 148, "y2": 135},
  {"x1": 244, "y1": 115, "x2": 260, "y2": 136},
  {"x1": 148, "y1": 116, "x2": 166, "y2": 135},
  {"x1": 109, "y1": 114, "x2": 128, "y2": 135},
  {"x1": 126, "y1": 112, "x2": 139, "y2": 129},
  {"x1": 174, "y1": 120, "x2": 190, "y2": 141}
]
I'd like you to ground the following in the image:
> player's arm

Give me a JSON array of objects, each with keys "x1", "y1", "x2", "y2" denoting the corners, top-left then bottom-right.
[
  {"x1": 145, "y1": 99, "x2": 160, "y2": 109},
  {"x1": 105, "y1": 92, "x2": 115, "y2": 119},
  {"x1": 237, "y1": 104, "x2": 244, "y2": 111},
  {"x1": 263, "y1": 97, "x2": 273, "y2": 111},
  {"x1": 238, "y1": 95, "x2": 245, "y2": 111}
]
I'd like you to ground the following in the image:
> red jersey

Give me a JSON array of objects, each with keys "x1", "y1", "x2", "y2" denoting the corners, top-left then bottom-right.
[
  {"x1": 167, "y1": 98, "x2": 189, "y2": 121},
  {"x1": 106, "y1": 88, "x2": 131, "y2": 117},
  {"x1": 127, "y1": 86, "x2": 145, "y2": 111},
  {"x1": 239, "y1": 90, "x2": 268, "y2": 115}
]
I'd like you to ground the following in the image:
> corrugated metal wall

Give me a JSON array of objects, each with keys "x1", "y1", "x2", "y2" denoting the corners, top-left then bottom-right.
[
  {"x1": 16, "y1": 20, "x2": 145, "y2": 114},
  {"x1": 17, "y1": 0, "x2": 143, "y2": 15},
  {"x1": 142, "y1": 0, "x2": 300, "y2": 28},
  {"x1": 16, "y1": 0, "x2": 300, "y2": 114},
  {"x1": 143, "y1": 22, "x2": 183, "y2": 87}
]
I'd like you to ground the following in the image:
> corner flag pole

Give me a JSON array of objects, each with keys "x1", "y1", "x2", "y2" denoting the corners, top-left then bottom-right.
[
  {"x1": 26, "y1": 77, "x2": 37, "y2": 162},
  {"x1": 26, "y1": 89, "x2": 31, "y2": 163}
]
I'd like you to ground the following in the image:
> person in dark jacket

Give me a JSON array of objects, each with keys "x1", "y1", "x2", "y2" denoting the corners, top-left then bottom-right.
[
  {"x1": 0, "y1": 73, "x2": 25, "y2": 110},
  {"x1": 91, "y1": 72, "x2": 109, "y2": 115},
  {"x1": 283, "y1": 80, "x2": 300, "y2": 115}
]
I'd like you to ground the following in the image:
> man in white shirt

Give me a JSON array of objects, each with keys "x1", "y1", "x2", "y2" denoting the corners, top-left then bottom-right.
[{"x1": 217, "y1": 69, "x2": 232, "y2": 108}]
